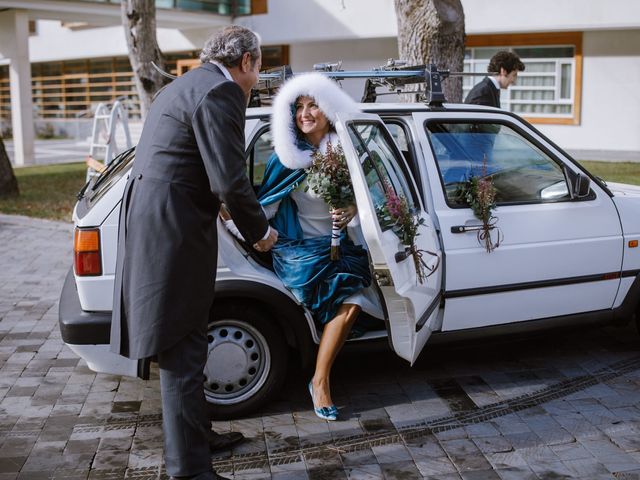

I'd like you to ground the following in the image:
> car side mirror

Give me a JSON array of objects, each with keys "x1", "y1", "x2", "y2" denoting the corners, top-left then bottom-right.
[{"x1": 565, "y1": 168, "x2": 591, "y2": 199}]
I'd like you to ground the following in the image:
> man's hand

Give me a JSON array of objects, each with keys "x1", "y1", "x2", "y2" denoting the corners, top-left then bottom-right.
[{"x1": 253, "y1": 227, "x2": 278, "y2": 252}]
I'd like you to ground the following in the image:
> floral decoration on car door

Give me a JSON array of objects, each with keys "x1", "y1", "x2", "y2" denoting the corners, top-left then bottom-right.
[
  {"x1": 378, "y1": 183, "x2": 439, "y2": 284},
  {"x1": 456, "y1": 154, "x2": 503, "y2": 253}
]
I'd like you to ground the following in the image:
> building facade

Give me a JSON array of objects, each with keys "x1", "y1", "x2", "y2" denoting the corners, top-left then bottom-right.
[{"x1": 1, "y1": 0, "x2": 639, "y2": 164}]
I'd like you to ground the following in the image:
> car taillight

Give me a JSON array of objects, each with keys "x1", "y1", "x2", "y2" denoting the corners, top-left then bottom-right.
[{"x1": 74, "y1": 228, "x2": 102, "y2": 276}]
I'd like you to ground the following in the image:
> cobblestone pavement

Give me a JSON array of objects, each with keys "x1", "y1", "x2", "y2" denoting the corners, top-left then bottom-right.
[{"x1": 3, "y1": 213, "x2": 640, "y2": 479}]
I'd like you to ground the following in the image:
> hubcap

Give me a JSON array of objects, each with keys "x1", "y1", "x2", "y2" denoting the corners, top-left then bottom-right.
[{"x1": 203, "y1": 319, "x2": 271, "y2": 405}]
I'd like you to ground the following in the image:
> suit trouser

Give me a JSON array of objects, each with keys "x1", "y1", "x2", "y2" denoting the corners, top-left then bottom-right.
[{"x1": 157, "y1": 325, "x2": 213, "y2": 478}]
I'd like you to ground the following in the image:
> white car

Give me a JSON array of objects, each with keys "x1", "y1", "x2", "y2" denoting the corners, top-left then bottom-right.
[{"x1": 59, "y1": 100, "x2": 640, "y2": 419}]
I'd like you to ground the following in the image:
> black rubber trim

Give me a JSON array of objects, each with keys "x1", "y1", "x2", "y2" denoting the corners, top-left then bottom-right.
[
  {"x1": 445, "y1": 270, "x2": 639, "y2": 299},
  {"x1": 58, "y1": 267, "x2": 112, "y2": 345},
  {"x1": 415, "y1": 293, "x2": 443, "y2": 332}
]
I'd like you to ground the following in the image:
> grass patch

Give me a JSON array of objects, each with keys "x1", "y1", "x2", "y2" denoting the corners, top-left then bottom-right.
[
  {"x1": 580, "y1": 161, "x2": 640, "y2": 186},
  {"x1": 0, "y1": 162, "x2": 87, "y2": 221},
  {"x1": 0, "y1": 160, "x2": 638, "y2": 222}
]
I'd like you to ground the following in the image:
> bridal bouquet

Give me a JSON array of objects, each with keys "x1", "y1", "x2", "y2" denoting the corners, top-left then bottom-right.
[{"x1": 305, "y1": 141, "x2": 355, "y2": 260}]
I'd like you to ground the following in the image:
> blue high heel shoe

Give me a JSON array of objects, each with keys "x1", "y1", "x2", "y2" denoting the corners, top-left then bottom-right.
[{"x1": 308, "y1": 381, "x2": 338, "y2": 421}]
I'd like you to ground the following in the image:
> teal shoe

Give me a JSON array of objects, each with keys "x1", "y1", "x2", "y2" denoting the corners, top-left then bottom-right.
[{"x1": 308, "y1": 381, "x2": 338, "y2": 421}]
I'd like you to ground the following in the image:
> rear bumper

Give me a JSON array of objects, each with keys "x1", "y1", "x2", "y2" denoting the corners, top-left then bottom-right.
[
  {"x1": 58, "y1": 267, "x2": 149, "y2": 379},
  {"x1": 59, "y1": 267, "x2": 111, "y2": 345}
]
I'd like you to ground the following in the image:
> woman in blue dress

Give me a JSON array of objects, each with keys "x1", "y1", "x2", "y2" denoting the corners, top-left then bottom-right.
[{"x1": 226, "y1": 73, "x2": 382, "y2": 420}]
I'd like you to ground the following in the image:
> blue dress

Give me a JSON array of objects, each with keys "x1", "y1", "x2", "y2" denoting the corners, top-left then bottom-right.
[{"x1": 256, "y1": 152, "x2": 372, "y2": 325}]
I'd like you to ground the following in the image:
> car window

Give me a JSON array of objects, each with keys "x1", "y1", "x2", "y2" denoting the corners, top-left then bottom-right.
[
  {"x1": 385, "y1": 123, "x2": 409, "y2": 151},
  {"x1": 425, "y1": 121, "x2": 569, "y2": 205},
  {"x1": 246, "y1": 125, "x2": 273, "y2": 187},
  {"x1": 347, "y1": 122, "x2": 418, "y2": 232},
  {"x1": 383, "y1": 118, "x2": 424, "y2": 206}
]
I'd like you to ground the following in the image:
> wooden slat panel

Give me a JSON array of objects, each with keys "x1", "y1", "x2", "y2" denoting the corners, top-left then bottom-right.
[{"x1": 251, "y1": 0, "x2": 268, "y2": 14}]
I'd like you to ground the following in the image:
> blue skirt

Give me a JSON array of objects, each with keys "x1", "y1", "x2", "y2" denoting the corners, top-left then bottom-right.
[{"x1": 272, "y1": 234, "x2": 372, "y2": 325}]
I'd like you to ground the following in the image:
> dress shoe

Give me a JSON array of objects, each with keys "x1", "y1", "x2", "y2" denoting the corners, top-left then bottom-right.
[
  {"x1": 208, "y1": 430, "x2": 245, "y2": 453},
  {"x1": 308, "y1": 381, "x2": 338, "y2": 421}
]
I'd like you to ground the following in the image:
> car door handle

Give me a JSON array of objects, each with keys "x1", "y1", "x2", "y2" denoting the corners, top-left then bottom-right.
[
  {"x1": 451, "y1": 224, "x2": 492, "y2": 234},
  {"x1": 395, "y1": 249, "x2": 411, "y2": 262},
  {"x1": 395, "y1": 247, "x2": 441, "y2": 278}
]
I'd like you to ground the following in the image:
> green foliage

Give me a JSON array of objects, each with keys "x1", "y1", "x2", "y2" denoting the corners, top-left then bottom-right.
[
  {"x1": 580, "y1": 161, "x2": 640, "y2": 186},
  {"x1": 0, "y1": 162, "x2": 86, "y2": 221},
  {"x1": 305, "y1": 142, "x2": 355, "y2": 208}
]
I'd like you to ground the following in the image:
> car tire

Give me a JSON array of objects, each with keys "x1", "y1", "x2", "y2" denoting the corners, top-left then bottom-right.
[{"x1": 204, "y1": 302, "x2": 288, "y2": 419}]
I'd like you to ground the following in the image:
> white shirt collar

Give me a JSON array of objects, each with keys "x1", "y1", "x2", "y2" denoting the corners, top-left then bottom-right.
[
  {"x1": 211, "y1": 61, "x2": 233, "y2": 81},
  {"x1": 488, "y1": 76, "x2": 500, "y2": 90}
]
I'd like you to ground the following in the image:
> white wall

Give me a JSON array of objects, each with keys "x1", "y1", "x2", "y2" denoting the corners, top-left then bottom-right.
[
  {"x1": 538, "y1": 29, "x2": 640, "y2": 157},
  {"x1": 27, "y1": 21, "x2": 200, "y2": 62},
  {"x1": 461, "y1": 0, "x2": 640, "y2": 34},
  {"x1": 237, "y1": 0, "x2": 397, "y2": 44},
  {"x1": 289, "y1": 37, "x2": 399, "y2": 99}
]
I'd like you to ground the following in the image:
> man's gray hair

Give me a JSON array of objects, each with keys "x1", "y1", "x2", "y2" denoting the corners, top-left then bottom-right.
[{"x1": 200, "y1": 25, "x2": 261, "y2": 67}]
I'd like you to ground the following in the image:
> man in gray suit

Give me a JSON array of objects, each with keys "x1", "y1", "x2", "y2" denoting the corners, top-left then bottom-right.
[{"x1": 111, "y1": 26, "x2": 277, "y2": 479}]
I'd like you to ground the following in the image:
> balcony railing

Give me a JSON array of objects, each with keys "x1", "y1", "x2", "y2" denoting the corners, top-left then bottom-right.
[{"x1": 59, "y1": 0, "x2": 252, "y2": 16}]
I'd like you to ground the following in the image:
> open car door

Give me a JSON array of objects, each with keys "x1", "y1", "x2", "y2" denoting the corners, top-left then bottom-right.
[{"x1": 335, "y1": 113, "x2": 443, "y2": 364}]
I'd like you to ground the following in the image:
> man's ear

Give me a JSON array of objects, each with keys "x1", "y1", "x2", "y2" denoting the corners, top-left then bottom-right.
[
  {"x1": 241, "y1": 52, "x2": 251, "y2": 73},
  {"x1": 499, "y1": 67, "x2": 508, "y2": 77}
]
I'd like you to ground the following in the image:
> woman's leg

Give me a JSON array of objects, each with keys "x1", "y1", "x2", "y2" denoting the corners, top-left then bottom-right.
[{"x1": 311, "y1": 303, "x2": 361, "y2": 408}]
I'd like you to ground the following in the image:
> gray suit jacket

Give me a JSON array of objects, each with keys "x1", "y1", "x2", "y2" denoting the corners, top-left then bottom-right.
[{"x1": 110, "y1": 63, "x2": 269, "y2": 360}]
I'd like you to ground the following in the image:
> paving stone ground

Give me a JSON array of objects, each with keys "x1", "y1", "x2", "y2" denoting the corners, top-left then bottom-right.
[{"x1": 3, "y1": 212, "x2": 640, "y2": 479}]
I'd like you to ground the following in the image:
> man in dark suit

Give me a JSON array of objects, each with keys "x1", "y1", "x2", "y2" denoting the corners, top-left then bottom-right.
[
  {"x1": 110, "y1": 26, "x2": 277, "y2": 480},
  {"x1": 465, "y1": 51, "x2": 525, "y2": 108}
]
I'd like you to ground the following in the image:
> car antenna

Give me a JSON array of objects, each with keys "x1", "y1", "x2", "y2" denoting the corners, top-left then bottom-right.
[{"x1": 151, "y1": 61, "x2": 178, "y2": 80}]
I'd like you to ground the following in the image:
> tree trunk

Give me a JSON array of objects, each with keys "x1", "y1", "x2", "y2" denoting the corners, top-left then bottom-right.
[
  {"x1": 394, "y1": 0, "x2": 465, "y2": 102},
  {"x1": 121, "y1": 0, "x2": 167, "y2": 119},
  {"x1": 0, "y1": 136, "x2": 19, "y2": 198}
]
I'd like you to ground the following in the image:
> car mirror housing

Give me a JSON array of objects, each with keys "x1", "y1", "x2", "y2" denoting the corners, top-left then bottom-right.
[{"x1": 565, "y1": 167, "x2": 591, "y2": 199}]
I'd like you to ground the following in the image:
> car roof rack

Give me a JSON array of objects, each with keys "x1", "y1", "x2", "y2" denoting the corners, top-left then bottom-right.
[
  {"x1": 151, "y1": 60, "x2": 491, "y2": 108},
  {"x1": 254, "y1": 59, "x2": 492, "y2": 108}
]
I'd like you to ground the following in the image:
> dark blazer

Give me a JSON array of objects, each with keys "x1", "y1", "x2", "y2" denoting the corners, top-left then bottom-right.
[
  {"x1": 110, "y1": 63, "x2": 269, "y2": 360},
  {"x1": 464, "y1": 77, "x2": 501, "y2": 108}
]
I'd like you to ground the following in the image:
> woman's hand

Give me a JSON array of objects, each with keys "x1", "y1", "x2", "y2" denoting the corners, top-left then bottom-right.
[{"x1": 331, "y1": 204, "x2": 357, "y2": 229}]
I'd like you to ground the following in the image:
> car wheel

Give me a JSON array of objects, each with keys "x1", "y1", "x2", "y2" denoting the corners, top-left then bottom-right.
[{"x1": 204, "y1": 303, "x2": 287, "y2": 419}]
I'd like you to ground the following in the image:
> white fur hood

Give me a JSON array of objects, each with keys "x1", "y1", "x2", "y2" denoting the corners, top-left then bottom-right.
[{"x1": 271, "y1": 73, "x2": 360, "y2": 170}]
